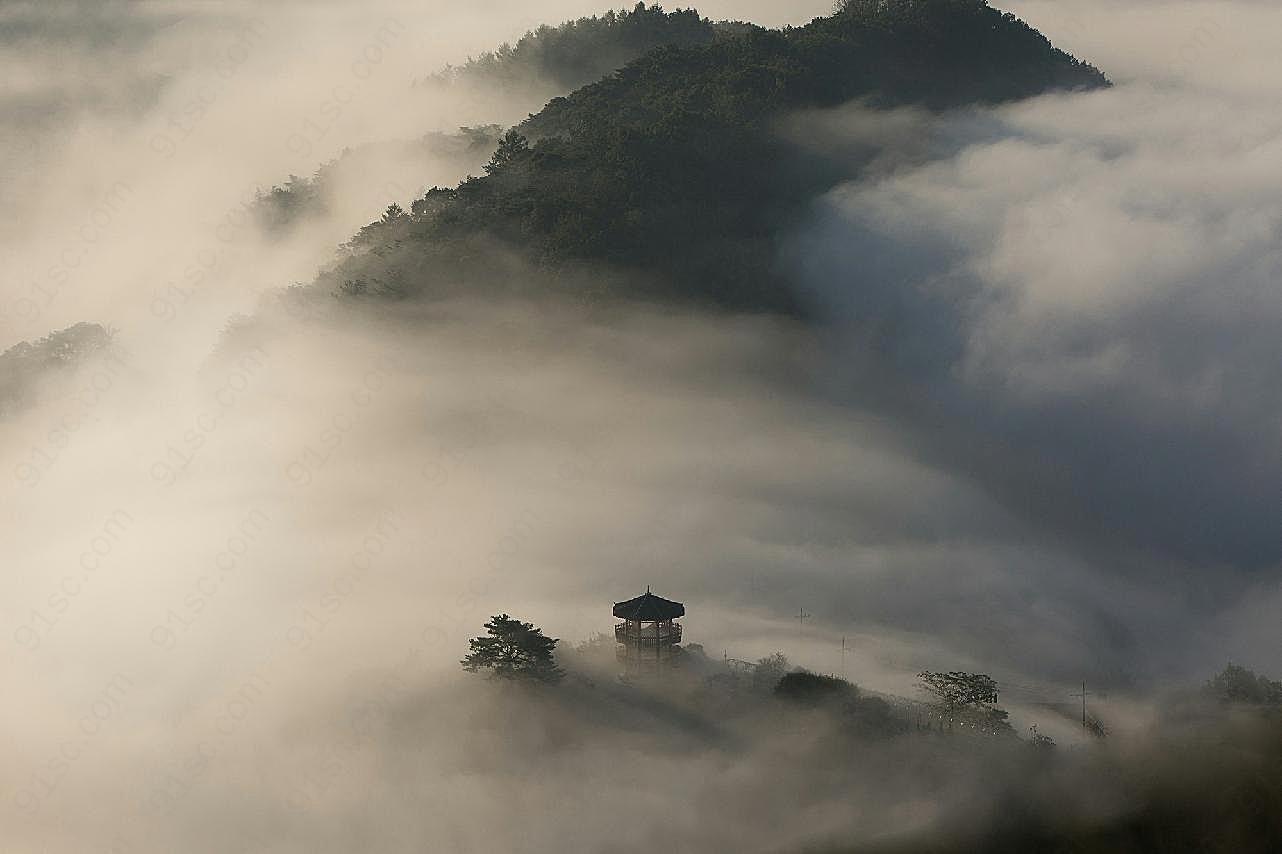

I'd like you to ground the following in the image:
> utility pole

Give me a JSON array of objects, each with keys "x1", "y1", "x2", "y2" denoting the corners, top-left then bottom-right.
[
  {"x1": 1073, "y1": 680, "x2": 1091, "y2": 732},
  {"x1": 796, "y1": 607, "x2": 810, "y2": 638},
  {"x1": 840, "y1": 636, "x2": 847, "y2": 680}
]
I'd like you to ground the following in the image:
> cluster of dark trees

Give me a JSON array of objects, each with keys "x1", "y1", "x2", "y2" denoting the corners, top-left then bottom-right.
[
  {"x1": 316, "y1": 0, "x2": 1106, "y2": 313},
  {"x1": 251, "y1": 126, "x2": 505, "y2": 236},
  {"x1": 420, "y1": 3, "x2": 722, "y2": 96},
  {"x1": 252, "y1": 173, "x2": 325, "y2": 235},
  {"x1": 0, "y1": 322, "x2": 113, "y2": 417},
  {"x1": 1205, "y1": 662, "x2": 1282, "y2": 705},
  {"x1": 774, "y1": 671, "x2": 909, "y2": 737}
]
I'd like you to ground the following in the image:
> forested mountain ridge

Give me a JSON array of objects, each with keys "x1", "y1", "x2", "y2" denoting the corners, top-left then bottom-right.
[{"x1": 317, "y1": 0, "x2": 1107, "y2": 314}]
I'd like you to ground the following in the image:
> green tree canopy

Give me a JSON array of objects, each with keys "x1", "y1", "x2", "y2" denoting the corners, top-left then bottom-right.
[{"x1": 461, "y1": 614, "x2": 565, "y2": 684}]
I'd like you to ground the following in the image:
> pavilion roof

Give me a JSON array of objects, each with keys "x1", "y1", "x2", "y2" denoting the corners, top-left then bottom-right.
[{"x1": 613, "y1": 588, "x2": 685, "y2": 621}]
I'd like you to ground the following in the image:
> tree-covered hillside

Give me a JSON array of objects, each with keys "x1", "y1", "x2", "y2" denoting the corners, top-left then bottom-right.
[
  {"x1": 258, "y1": 6, "x2": 729, "y2": 237},
  {"x1": 319, "y1": 1, "x2": 1107, "y2": 314},
  {"x1": 0, "y1": 323, "x2": 113, "y2": 416}
]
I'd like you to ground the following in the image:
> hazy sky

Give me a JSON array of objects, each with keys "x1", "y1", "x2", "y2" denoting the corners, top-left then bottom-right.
[{"x1": 1, "y1": 2, "x2": 1279, "y2": 851}]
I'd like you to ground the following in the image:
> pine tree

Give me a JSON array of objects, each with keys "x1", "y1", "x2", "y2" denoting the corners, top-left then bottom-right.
[
  {"x1": 483, "y1": 130, "x2": 531, "y2": 175},
  {"x1": 461, "y1": 614, "x2": 565, "y2": 683}
]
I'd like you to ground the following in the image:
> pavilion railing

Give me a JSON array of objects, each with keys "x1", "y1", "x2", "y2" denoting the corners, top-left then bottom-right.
[{"x1": 615, "y1": 621, "x2": 682, "y2": 646}]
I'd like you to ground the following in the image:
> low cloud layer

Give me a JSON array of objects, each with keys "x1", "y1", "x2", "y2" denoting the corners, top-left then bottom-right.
[
  {"x1": 787, "y1": 0, "x2": 1282, "y2": 677},
  {"x1": 2, "y1": 1, "x2": 1280, "y2": 851}
]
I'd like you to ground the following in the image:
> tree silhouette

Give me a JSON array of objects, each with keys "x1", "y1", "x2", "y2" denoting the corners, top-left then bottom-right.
[
  {"x1": 917, "y1": 671, "x2": 1000, "y2": 711},
  {"x1": 484, "y1": 130, "x2": 531, "y2": 175},
  {"x1": 752, "y1": 652, "x2": 791, "y2": 692},
  {"x1": 918, "y1": 671, "x2": 1011, "y2": 733},
  {"x1": 1206, "y1": 663, "x2": 1282, "y2": 705},
  {"x1": 461, "y1": 614, "x2": 564, "y2": 683},
  {"x1": 774, "y1": 671, "x2": 854, "y2": 705}
]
